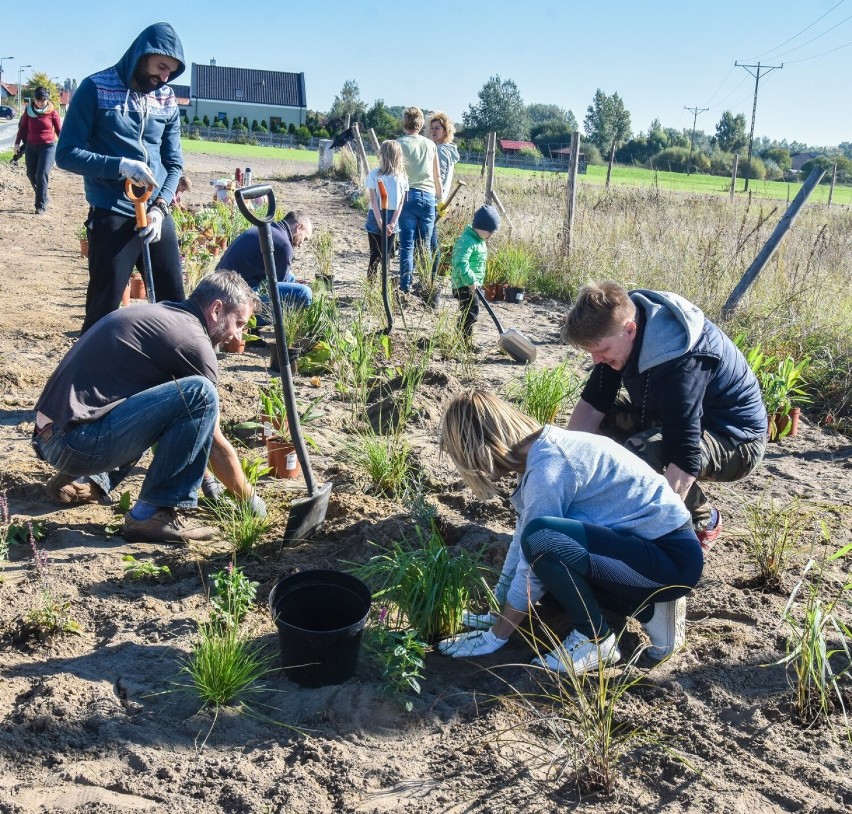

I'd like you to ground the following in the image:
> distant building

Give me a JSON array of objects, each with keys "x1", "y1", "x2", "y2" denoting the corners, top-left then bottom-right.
[
  {"x1": 184, "y1": 61, "x2": 307, "y2": 129},
  {"x1": 790, "y1": 151, "x2": 822, "y2": 172},
  {"x1": 0, "y1": 82, "x2": 18, "y2": 106},
  {"x1": 498, "y1": 139, "x2": 538, "y2": 155}
]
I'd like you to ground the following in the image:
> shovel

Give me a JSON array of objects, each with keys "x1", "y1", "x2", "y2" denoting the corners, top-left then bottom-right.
[
  {"x1": 475, "y1": 288, "x2": 537, "y2": 363},
  {"x1": 125, "y1": 179, "x2": 156, "y2": 303},
  {"x1": 236, "y1": 184, "x2": 332, "y2": 544},
  {"x1": 377, "y1": 178, "x2": 393, "y2": 335}
]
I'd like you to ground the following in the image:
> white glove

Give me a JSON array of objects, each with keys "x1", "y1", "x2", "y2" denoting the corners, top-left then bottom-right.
[
  {"x1": 461, "y1": 610, "x2": 497, "y2": 630},
  {"x1": 138, "y1": 207, "x2": 163, "y2": 245},
  {"x1": 437, "y1": 628, "x2": 508, "y2": 658},
  {"x1": 248, "y1": 493, "x2": 267, "y2": 518},
  {"x1": 119, "y1": 157, "x2": 156, "y2": 187}
]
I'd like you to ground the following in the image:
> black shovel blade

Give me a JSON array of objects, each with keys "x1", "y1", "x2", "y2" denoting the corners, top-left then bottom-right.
[{"x1": 283, "y1": 481, "x2": 333, "y2": 545}]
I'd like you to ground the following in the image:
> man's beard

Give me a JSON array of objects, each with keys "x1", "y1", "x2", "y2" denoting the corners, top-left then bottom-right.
[{"x1": 134, "y1": 68, "x2": 166, "y2": 92}]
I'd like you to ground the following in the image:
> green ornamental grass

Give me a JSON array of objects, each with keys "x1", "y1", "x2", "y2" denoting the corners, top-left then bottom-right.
[
  {"x1": 506, "y1": 362, "x2": 582, "y2": 424},
  {"x1": 352, "y1": 527, "x2": 496, "y2": 642}
]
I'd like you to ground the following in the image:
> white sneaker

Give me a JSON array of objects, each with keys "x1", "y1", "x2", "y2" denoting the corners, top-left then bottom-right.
[
  {"x1": 641, "y1": 597, "x2": 686, "y2": 661},
  {"x1": 531, "y1": 629, "x2": 621, "y2": 675},
  {"x1": 460, "y1": 610, "x2": 497, "y2": 630}
]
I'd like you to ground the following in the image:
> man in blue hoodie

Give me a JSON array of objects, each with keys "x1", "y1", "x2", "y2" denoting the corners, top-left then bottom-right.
[
  {"x1": 57, "y1": 22, "x2": 186, "y2": 333},
  {"x1": 562, "y1": 281, "x2": 767, "y2": 554}
]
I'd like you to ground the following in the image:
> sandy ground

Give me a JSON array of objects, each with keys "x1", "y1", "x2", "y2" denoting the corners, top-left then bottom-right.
[{"x1": 0, "y1": 152, "x2": 851, "y2": 814}]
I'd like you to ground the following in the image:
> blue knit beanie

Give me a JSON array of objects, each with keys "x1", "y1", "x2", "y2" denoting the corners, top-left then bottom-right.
[{"x1": 472, "y1": 205, "x2": 501, "y2": 233}]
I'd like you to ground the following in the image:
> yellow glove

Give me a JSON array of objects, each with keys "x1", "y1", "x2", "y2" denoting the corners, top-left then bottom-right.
[{"x1": 436, "y1": 201, "x2": 448, "y2": 219}]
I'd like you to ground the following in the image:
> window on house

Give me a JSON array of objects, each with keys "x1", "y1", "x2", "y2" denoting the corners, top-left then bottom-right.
[
  {"x1": 235, "y1": 88, "x2": 243, "y2": 98},
  {"x1": 217, "y1": 112, "x2": 226, "y2": 121}
]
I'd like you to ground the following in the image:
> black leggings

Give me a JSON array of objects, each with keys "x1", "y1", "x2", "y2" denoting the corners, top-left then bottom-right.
[
  {"x1": 521, "y1": 517, "x2": 703, "y2": 638},
  {"x1": 82, "y1": 207, "x2": 184, "y2": 334}
]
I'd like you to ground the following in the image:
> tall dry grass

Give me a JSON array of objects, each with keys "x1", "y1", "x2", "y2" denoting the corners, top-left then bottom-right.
[{"x1": 456, "y1": 173, "x2": 852, "y2": 424}]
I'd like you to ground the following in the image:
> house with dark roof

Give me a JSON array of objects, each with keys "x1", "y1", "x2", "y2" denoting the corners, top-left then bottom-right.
[{"x1": 186, "y1": 62, "x2": 307, "y2": 129}]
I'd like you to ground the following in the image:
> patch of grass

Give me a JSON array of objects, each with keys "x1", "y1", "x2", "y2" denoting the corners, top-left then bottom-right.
[
  {"x1": 740, "y1": 492, "x2": 810, "y2": 589},
  {"x1": 351, "y1": 526, "x2": 496, "y2": 642},
  {"x1": 181, "y1": 138, "x2": 317, "y2": 164},
  {"x1": 181, "y1": 623, "x2": 274, "y2": 710},
  {"x1": 205, "y1": 495, "x2": 272, "y2": 556},
  {"x1": 506, "y1": 362, "x2": 582, "y2": 424},
  {"x1": 347, "y1": 430, "x2": 413, "y2": 499},
  {"x1": 773, "y1": 537, "x2": 852, "y2": 733}
]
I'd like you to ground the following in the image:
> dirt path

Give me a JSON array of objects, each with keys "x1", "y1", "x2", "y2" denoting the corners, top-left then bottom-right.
[{"x1": 0, "y1": 152, "x2": 850, "y2": 814}]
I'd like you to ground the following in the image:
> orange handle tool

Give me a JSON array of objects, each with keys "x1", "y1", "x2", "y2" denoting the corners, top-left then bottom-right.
[
  {"x1": 124, "y1": 178, "x2": 153, "y2": 228},
  {"x1": 377, "y1": 178, "x2": 388, "y2": 211}
]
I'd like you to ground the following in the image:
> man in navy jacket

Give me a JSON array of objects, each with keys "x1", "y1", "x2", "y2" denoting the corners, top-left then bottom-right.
[{"x1": 562, "y1": 281, "x2": 767, "y2": 553}]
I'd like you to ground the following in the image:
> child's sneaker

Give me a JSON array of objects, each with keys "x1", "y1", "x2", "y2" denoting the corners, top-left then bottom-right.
[
  {"x1": 641, "y1": 597, "x2": 686, "y2": 662},
  {"x1": 531, "y1": 629, "x2": 620, "y2": 675}
]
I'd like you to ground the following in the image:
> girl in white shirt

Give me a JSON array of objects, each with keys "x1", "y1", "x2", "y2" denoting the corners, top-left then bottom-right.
[{"x1": 364, "y1": 140, "x2": 409, "y2": 279}]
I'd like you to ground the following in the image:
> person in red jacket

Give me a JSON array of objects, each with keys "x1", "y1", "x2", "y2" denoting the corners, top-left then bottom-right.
[{"x1": 15, "y1": 87, "x2": 62, "y2": 214}]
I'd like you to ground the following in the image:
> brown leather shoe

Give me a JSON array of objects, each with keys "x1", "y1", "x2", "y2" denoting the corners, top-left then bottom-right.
[
  {"x1": 122, "y1": 508, "x2": 217, "y2": 544},
  {"x1": 46, "y1": 473, "x2": 101, "y2": 505}
]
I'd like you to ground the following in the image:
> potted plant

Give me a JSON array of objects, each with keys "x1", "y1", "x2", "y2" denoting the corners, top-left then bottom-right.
[
  {"x1": 312, "y1": 228, "x2": 335, "y2": 290},
  {"x1": 265, "y1": 395, "x2": 324, "y2": 479},
  {"x1": 482, "y1": 254, "x2": 506, "y2": 301},
  {"x1": 761, "y1": 356, "x2": 811, "y2": 441},
  {"x1": 221, "y1": 315, "x2": 259, "y2": 354},
  {"x1": 75, "y1": 225, "x2": 89, "y2": 259},
  {"x1": 500, "y1": 246, "x2": 534, "y2": 304}
]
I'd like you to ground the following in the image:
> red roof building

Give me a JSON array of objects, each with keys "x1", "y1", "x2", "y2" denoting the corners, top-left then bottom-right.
[{"x1": 498, "y1": 139, "x2": 537, "y2": 154}]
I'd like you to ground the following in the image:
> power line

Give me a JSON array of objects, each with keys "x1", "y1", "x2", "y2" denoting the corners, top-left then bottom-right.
[
  {"x1": 786, "y1": 35, "x2": 852, "y2": 63},
  {"x1": 735, "y1": 61, "x2": 783, "y2": 191},
  {"x1": 750, "y1": 0, "x2": 846, "y2": 59},
  {"x1": 771, "y1": 11, "x2": 852, "y2": 59},
  {"x1": 702, "y1": 65, "x2": 736, "y2": 108}
]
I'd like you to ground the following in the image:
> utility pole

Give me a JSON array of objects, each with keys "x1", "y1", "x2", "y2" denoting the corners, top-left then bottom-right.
[
  {"x1": 0, "y1": 56, "x2": 13, "y2": 99},
  {"x1": 684, "y1": 105, "x2": 709, "y2": 176},
  {"x1": 735, "y1": 61, "x2": 783, "y2": 191},
  {"x1": 17, "y1": 64, "x2": 31, "y2": 115}
]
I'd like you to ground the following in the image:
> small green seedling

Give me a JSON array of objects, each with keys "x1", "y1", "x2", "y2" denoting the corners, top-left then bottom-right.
[
  {"x1": 105, "y1": 491, "x2": 133, "y2": 535},
  {"x1": 122, "y1": 555, "x2": 172, "y2": 581}
]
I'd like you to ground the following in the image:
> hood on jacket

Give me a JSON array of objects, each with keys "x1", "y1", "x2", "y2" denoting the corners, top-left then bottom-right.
[
  {"x1": 630, "y1": 289, "x2": 705, "y2": 372},
  {"x1": 441, "y1": 142, "x2": 460, "y2": 162},
  {"x1": 114, "y1": 22, "x2": 185, "y2": 89}
]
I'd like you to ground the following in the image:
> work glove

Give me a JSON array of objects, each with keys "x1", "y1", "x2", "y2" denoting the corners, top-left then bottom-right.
[
  {"x1": 437, "y1": 628, "x2": 508, "y2": 658},
  {"x1": 119, "y1": 157, "x2": 156, "y2": 187},
  {"x1": 200, "y1": 473, "x2": 226, "y2": 501},
  {"x1": 248, "y1": 493, "x2": 267, "y2": 518},
  {"x1": 436, "y1": 201, "x2": 448, "y2": 219},
  {"x1": 461, "y1": 610, "x2": 497, "y2": 630},
  {"x1": 138, "y1": 207, "x2": 163, "y2": 245}
]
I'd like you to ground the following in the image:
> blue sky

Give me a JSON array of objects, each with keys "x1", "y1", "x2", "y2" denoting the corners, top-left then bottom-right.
[{"x1": 4, "y1": 0, "x2": 850, "y2": 147}]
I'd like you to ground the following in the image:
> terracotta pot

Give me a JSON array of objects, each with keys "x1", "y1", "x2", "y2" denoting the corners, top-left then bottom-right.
[
  {"x1": 768, "y1": 407, "x2": 801, "y2": 441},
  {"x1": 483, "y1": 283, "x2": 504, "y2": 302},
  {"x1": 217, "y1": 235, "x2": 228, "y2": 249},
  {"x1": 129, "y1": 273, "x2": 147, "y2": 300},
  {"x1": 79, "y1": 238, "x2": 89, "y2": 259},
  {"x1": 120, "y1": 283, "x2": 131, "y2": 307},
  {"x1": 222, "y1": 336, "x2": 246, "y2": 354},
  {"x1": 267, "y1": 438, "x2": 301, "y2": 479},
  {"x1": 504, "y1": 286, "x2": 526, "y2": 304}
]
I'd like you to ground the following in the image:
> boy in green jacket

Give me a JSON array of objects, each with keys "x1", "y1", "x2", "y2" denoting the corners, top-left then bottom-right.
[{"x1": 451, "y1": 205, "x2": 501, "y2": 341}]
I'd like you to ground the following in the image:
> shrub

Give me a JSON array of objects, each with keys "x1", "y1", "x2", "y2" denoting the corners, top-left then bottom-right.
[
  {"x1": 740, "y1": 156, "x2": 767, "y2": 181},
  {"x1": 295, "y1": 125, "x2": 312, "y2": 146},
  {"x1": 202, "y1": 114, "x2": 210, "y2": 126},
  {"x1": 709, "y1": 150, "x2": 735, "y2": 177},
  {"x1": 288, "y1": 122, "x2": 297, "y2": 135},
  {"x1": 649, "y1": 146, "x2": 693, "y2": 174},
  {"x1": 212, "y1": 119, "x2": 226, "y2": 129}
]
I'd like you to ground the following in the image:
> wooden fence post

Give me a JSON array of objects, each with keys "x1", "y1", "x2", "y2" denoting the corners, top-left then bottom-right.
[
  {"x1": 729, "y1": 154, "x2": 739, "y2": 201},
  {"x1": 563, "y1": 131, "x2": 581, "y2": 256},
  {"x1": 721, "y1": 166, "x2": 825, "y2": 317},
  {"x1": 367, "y1": 128, "x2": 382, "y2": 156},
  {"x1": 485, "y1": 132, "x2": 496, "y2": 205},
  {"x1": 351, "y1": 122, "x2": 371, "y2": 182},
  {"x1": 828, "y1": 163, "x2": 837, "y2": 207}
]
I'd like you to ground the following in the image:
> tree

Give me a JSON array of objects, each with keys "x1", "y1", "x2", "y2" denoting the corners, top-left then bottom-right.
[
  {"x1": 462, "y1": 75, "x2": 529, "y2": 140},
  {"x1": 583, "y1": 89, "x2": 632, "y2": 186},
  {"x1": 364, "y1": 99, "x2": 401, "y2": 140},
  {"x1": 327, "y1": 79, "x2": 366, "y2": 132},
  {"x1": 23, "y1": 72, "x2": 61, "y2": 106},
  {"x1": 760, "y1": 146, "x2": 791, "y2": 171},
  {"x1": 714, "y1": 111, "x2": 747, "y2": 153},
  {"x1": 527, "y1": 103, "x2": 578, "y2": 154}
]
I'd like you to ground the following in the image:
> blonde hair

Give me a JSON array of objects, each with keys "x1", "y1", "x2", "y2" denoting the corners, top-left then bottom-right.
[
  {"x1": 430, "y1": 111, "x2": 455, "y2": 143},
  {"x1": 440, "y1": 390, "x2": 542, "y2": 500},
  {"x1": 378, "y1": 140, "x2": 406, "y2": 178},
  {"x1": 403, "y1": 106, "x2": 424, "y2": 133},
  {"x1": 561, "y1": 281, "x2": 637, "y2": 346}
]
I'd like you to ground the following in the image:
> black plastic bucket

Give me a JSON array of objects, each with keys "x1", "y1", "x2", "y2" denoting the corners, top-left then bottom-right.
[{"x1": 269, "y1": 569, "x2": 371, "y2": 688}]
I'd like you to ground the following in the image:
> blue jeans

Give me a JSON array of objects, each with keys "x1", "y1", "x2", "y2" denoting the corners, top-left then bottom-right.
[
  {"x1": 256, "y1": 282, "x2": 313, "y2": 326},
  {"x1": 397, "y1": 188, "x2": 435, "y2": 291},
  {"x1": 33, "y1": 377, "x2": 219, "y2": 508},
  {"x1": 521, "y1": 517, "x2": 703, "y2": 638},
  {"x1": 25, "y1": 142, "x2": 56, "y2": 211}
]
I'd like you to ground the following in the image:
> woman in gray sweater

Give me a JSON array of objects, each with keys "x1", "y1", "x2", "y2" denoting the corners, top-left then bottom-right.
[{"x1": 438, "y1": 390, "x2": 703, "y2": 674}]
